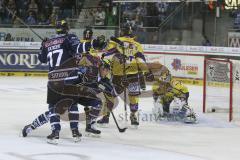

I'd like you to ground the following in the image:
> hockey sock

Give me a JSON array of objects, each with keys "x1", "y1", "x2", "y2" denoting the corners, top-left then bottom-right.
[
  {"x1": 49, "y1": 104, "x2": 61, "y2": 131},
  {"x1": 88, "y1": 105, "x2": 101, "y2": 124},
  {"x1": 31, "y1": 111, "x2": 50, "y2": 129},
  {"x1": 130, "y1": 103, "x2": 138, "y2": 113},
  {"x1": 68, "y1": 104, "x2": 79, "y2": 130}
]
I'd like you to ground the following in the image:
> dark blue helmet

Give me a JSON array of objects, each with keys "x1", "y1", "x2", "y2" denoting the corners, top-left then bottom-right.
[
  {"x1": 56, "y1": 20, "x2": 69, "y2": 34},
  {"x1": 83, "y1": 27, "x2": 93, "y2": 40},
  {"x1": 121, "y1": 22, "x2": 134, "y2": 37}
]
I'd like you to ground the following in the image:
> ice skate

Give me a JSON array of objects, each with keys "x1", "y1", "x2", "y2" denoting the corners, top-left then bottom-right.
[
  {"x1": 130, "y1": 113, "x2": 139, "y2": 129},
  {"x1": 85, "y1": 122, "x2": 101, "y2": 138},
  {"x1": 47, "y1": 131, "x2": 59, "y2": 145},
  {"x1": 97, "y1": 114, "x2": 110, "y2": 128},
  {"x1": 21, "y1": 124, "x2": 34, "y2": 137},
  {"x1": 72, "y1": 129, "x2": 82, "y2": 142}
]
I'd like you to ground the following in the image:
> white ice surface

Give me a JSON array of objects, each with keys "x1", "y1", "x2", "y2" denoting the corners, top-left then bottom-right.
[{"x1": 0, "y1": 77, "x2": 240, "y2": 160}]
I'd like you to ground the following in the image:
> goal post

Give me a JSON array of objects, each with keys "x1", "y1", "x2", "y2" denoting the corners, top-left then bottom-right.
[
  {"x1": 202, "y1": 57, "x2": 240, "y2": 122},
  {"x1": 203, "y1": 58, "x2": 232, "y2": 121}
]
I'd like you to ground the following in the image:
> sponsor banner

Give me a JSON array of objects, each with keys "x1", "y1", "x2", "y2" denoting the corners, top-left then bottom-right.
[
  {"x1": 0, "y1": 72, "x2": 47, "y2": 77},
  {"x1": 145, "y1": 54, "x2": 204, "y2": 79},
  {"x1": 173, "y1": 77, "x2": 203, "y2": 86},
  {"x1": 1, "y1": 40, "x2": 240, "y2": 57},
  {"x1": 165, "y1": 55, "x2": 204, "y2": 79},
  {"x1": 143, "y1": 44, "x2": 240, "y2": 56},
  {"x1": 0, "y1": 50, "x2": 48, "y2": 71},
  {"x1": 0, "y1": 28, "x2": 115, "y2": 42},
  {"x1": 0, "y1": 41, "x2": 41, "y2": 49}
]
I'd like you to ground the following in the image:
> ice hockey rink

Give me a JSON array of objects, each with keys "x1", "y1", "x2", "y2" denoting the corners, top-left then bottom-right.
[{"x1": 1, "y1": 77, "x2": 240, "y2": 160}]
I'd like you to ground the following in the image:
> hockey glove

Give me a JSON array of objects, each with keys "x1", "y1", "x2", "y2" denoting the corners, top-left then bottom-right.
[
  {"x1": 77, "y1": 67, "x2": 88, "y2": 84},
  {"x1": 98, "y1": 77, "x2": 116, "y2": 97},
  {"x1": 145, "y1": 71, "x2": 154, "y2": 82}
]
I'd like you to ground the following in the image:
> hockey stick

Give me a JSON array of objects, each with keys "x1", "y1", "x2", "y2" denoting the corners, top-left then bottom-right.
[
  {"x1": 110, "y1": 37, "x2": 128, "y2": 124},
  {"x1": 2, "y1": 4, "x2": 43, "y2": 40},
  {"x1": 110, "y1": 111, "x2": 127, "y2": 133}
]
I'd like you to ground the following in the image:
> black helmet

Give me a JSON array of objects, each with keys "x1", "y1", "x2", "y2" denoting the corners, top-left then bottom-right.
[
  {"x1": 56, "y1": 20, "x2": 69, "y2": 34},
  {"x1": 121, "y1": 22, "x2": 134, "y2": 37},
  {"x1": 83, "y1": 26, "x2": 93, "y2": 40}
]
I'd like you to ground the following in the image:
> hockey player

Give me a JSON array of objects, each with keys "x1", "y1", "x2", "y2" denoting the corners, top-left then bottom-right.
[
  {"x1": 97, "y1": 23, "x2": 154, "y2": 127},
  {"x1": 37, "y1": 20, "x2": 106, "y2": 144},
  {"x1": 21, "y1": 59, "x2": 114, "y2": 139},
  {"x1": 152, "y1": 69, "x2": 197, "y2": 123}
]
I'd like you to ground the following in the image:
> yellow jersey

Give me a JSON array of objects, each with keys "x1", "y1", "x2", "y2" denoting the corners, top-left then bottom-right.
[{"x1": 105, "y1": 36, "x2": 149, "y2": 75}]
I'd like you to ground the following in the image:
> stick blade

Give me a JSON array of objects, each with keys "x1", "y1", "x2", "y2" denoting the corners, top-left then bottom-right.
[{"x1": 119, "y1": 127, "x2": 127, "y2": 133}]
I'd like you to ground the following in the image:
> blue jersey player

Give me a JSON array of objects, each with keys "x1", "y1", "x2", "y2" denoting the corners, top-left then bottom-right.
[{"x1": 22, "y1": 20, "x2": 106, "y2": 144}]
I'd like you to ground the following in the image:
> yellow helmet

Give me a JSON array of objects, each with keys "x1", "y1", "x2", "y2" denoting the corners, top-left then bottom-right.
[
  {"x1": 159, "y1": 70, "x2": 171, "y2": 83},
  {"x1": 170, "y1": 80, "x2": 188, "y2": 93}
]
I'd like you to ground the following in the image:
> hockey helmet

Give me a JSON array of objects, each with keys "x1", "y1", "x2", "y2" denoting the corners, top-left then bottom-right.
[
  {"x1": 121, "y1": 22, "x2": 134, "y2": 37},
  {"x1": 159, "y1": 70, "x2": 171, "y2": 83},
  {"x1": 83, "y1": 26, "x2": 93, "y2": 40},
  {"x1": 56, "y1": 20, "x2": 69, "y2": 34}
]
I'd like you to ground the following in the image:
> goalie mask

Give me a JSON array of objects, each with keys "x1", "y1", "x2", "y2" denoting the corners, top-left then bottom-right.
[{"x1": 159, "y1": 70, "x2": 171, "y2": 83}]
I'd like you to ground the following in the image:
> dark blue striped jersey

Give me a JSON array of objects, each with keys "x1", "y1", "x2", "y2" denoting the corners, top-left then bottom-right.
[{"x1": 38, "y1": 34, "x2": 92, "y2": 71}]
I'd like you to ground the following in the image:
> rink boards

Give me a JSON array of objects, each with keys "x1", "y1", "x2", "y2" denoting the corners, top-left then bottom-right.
[{"x1": 1, "y1": 42, "x2": 240, "y2": 86}]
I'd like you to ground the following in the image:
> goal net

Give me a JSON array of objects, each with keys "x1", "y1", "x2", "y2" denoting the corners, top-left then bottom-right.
[{"x1": 203, "y1": 58, "x2": 240, "y2": 122}]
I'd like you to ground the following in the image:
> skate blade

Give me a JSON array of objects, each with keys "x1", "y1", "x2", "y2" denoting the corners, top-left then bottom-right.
[
  {"x1": 73, "y1": 137, "x2": 81, "y2": 143},
  {"x1": 84, "y1": 132, "x2": 101, "y2": 138},
  {"x1": 184, "y1": 120, "x2": 198, "y2": 124},
  {"x1": 97, "y1": 123, "x2": 109, "y2": 128},
  {"x1": 47, "y1": 139, "x2": 59, "y2": 145}
]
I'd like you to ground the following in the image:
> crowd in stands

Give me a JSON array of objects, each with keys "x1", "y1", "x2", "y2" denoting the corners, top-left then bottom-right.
[
  {"x1": 0, "y1": 0, "x2": 82, "y2": 26},
  {"x1": 121, "y1": 2, "x2": 169, "y2": 29},
  {"x1": 0, "y1": 0, "x2": 171, "y2": 28}
]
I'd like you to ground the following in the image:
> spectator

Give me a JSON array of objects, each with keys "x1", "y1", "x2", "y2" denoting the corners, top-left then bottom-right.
[
  {"x1": 0, "y1": 0, "x2": 4, "y2": 23},
  {"x1": 5, "y1": 0, "x2": 16, "y2": 23},
  {"x1": 39, "y1": 0, "x2": 53, "y2": 19},
  {"x1": 94, "y1": 7, "x2": 106, "y2": 26},
  {"x1": 5, "y1": 33, "x2": 12, "y2": 41},
  {"x1": 12, "y1": 15, "x2": 21, "y2": 27},
  {"x1": 156, "y1": 2, "x2": 168, "y2": 23},
  {"x1": 49, "y1": 9, "x2": 58, "y2": 26},
  {"x1": 38, "y1": 13, "x2": 49, "y2": 25},
  {"x1": 85, "y1": 9, "x2": 94, "y2": 26},
  {"x1": 15, "y1": 0, "x2": 27, "y2": 18},
  {"x1": 7, "y1": 0, "x2": 16, "y2": 13},
  {"x1": 26, "y1": 11, "x2": 37, "y2": 25},
  {"x1": 59, "y1": 0, "x2": 74, "y2": 18},
  {"x1": 28, "y1": 0, "x2": 38, "y2": 15},
  {"x1": 202, "y1": 36, "x2": 212, "y2": 46}
]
